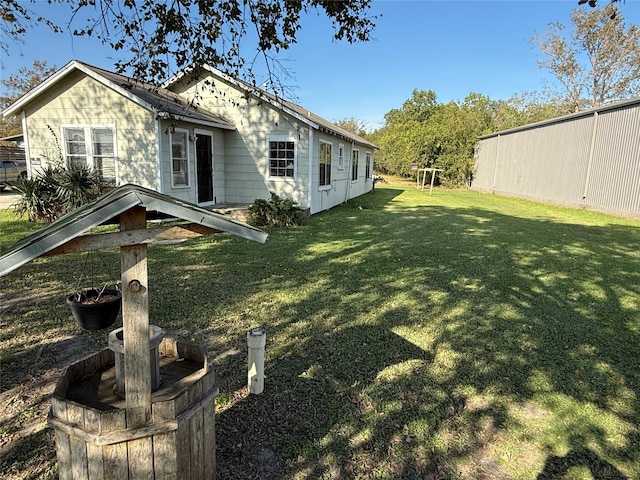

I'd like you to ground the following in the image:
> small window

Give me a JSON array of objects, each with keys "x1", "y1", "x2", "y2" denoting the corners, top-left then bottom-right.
[
  {"x1": 351, "y1": 149, "x2": 359, "y2": 181},
  {"x1": 338, "y1": 144, "x2": 344, "y2": 170},
  {"x1": 269, "y1": 140, "x2": 295, "y2": 178},
  {"x1": 171, "y1": 130, "x2": 189, "y2": 187},
  {"x1": 63, "y1": 125, "x2": 116, "y2": 181},
  {"x1": 65, "y1": 128, "x2": 87, "y2": 168},
  {"x1": 320, "y1": 141, "x2": 332, "y2": 186},
  {"x1": 92, "y1": 128, "x2": 115, "y2": 178}
]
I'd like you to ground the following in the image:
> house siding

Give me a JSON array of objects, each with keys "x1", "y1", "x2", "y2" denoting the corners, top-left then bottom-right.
[
  {"x1": 173, "y1": 74, "x2": 312, "y2": 208},
  {"x1": 473, "y1": 99, "x2": 640, "y2": 217},
  {"x1": 310, "y1": 134, "x2": 374, "y2": 214},
  {"x1": 22, "y1": 71, "x2": 158, "y2": 189},
  {"x1": 171, "y1": 72, "x2": 374, "y2": 213}
]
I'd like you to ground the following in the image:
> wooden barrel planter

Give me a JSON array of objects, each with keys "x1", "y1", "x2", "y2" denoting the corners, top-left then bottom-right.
[{"x1": 48, "y1": 337, "x2": 218, "y2": 479}]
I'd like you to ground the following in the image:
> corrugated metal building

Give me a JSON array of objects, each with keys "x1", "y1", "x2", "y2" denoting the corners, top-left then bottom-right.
[{"x1": 472, "y1": 97, "x2": 640, "y2": 218}]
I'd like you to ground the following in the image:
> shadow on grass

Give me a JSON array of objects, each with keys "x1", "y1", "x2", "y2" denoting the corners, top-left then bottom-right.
[
  {"x1": 198, "y1": 188, "x2": 640, "y2": 478},
  {"x1": 1, "y1": 186, "x2": 639, "y2": 479},
  {"x1": 537, "y1": 447, "x2": 627, "y2": 479}
]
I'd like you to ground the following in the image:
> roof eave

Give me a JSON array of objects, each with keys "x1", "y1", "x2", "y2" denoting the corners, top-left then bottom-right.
[
  {"x1": 3, "y1": 60, "x2": 80, "y2": 117},
  {"x1": 479, "y1": 95, "x2": 640, "y2": 140}
]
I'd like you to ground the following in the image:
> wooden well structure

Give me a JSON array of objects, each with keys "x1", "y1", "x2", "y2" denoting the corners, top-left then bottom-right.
[{"x1": 0, "y1": 184, "x2": 267, "y2": 479}]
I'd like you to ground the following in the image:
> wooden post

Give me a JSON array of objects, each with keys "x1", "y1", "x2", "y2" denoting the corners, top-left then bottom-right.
[{"x1": 120, "y1": 206, "x2": 152, "y2": 426}]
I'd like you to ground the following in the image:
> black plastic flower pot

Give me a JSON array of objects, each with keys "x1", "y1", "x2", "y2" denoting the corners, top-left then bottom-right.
[{"x1": 66, "y1": 288, "x2": 122, "y2": 330}]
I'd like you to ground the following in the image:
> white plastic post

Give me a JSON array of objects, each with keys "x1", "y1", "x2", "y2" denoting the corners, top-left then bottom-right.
[{"x1": 247, "y1": 327, "x2": 266, "y2": 394}]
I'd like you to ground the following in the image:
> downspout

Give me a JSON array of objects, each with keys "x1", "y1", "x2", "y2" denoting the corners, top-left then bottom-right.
[
  {"x1": 582, "y1": 111, "x2": 599, "y2": 203},
  {"x1": 155, "y1": 119, "x2": 163, "y2": 192},
  {"x1": 21, "y1": 112, "x2": 31, "y2": 177},
  {"x1": 346, "y1": 141, "x2": 355, "y2": 203},
  {"x1": 308, "y1": 127, "x2": 313, "y2": 214}
]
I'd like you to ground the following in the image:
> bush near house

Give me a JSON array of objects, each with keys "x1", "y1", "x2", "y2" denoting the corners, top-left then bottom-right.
[
  {"x1": 11, "y1": 164, "x2": 110, "y2": 222},
  {"x1": 248, "y1": 192, "x2": 305, "y2": 227}
]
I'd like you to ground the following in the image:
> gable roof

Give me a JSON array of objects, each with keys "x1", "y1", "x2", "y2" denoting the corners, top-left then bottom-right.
[
  {"x1": 0, "y1": 183, "x2": 267, "y2": 277},
  {"x1": 167, "y1": 65, "x2": 377, "y2": 149},
  {"x1": 2, "y1": 60, "x2": 235, "y2": 130}
]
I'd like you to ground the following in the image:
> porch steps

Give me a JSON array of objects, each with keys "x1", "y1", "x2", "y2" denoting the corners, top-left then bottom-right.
[{"x1": 211, "y1": 203, "x2": 250, "y2": 223}]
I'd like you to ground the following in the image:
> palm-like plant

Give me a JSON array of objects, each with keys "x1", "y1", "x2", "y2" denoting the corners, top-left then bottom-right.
[{"x1": 12, "y1": 165, "x2": 108, "y2": 222}]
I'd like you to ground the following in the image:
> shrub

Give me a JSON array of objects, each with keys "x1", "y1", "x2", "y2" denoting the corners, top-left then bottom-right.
[
  {"x1": 248, "y1": 192, "x2": 305, "y2": 227},
  {"x1": 12, "y1": 165, "x2": 109, "y2": 222}
]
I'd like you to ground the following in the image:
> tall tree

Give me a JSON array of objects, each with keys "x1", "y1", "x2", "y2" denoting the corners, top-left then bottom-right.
[
  {"x1": 1, "y1": 0, "x2": 376, "y2": 89},
  {"x1": 533, "y1": 4, "x2": 640, "y2": 111},
  {"x1": 335, "y1": 117, "x2": 370, "y2": 137},
  {"x1": 369, "y1": 90, "x2": 500, "y2": 186},
  {"x1": 0, "y1": 60, "x2": 57, "y2": 139}
]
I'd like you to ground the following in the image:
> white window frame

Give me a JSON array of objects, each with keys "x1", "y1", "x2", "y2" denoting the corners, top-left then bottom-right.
[
  {"x1": 170, "y1": 128, "x2": 191, "y2": 188},
  {"x1": 61, "y1": 124, "x2": 117, "y2": 181},
  {"x1": 365, "y1": 152, "x2": 372, "y2": 179},
  {"x1": 338, "y1": 143, "x2": 345, "y2": 170},
  {"x1": 351, "y1": 148, "x2": 359, "y2": 182},
  {"x1": 319, "y1": 139, "x2": 332, "y2": 189},
  {"x1": 267, "y1": 136, "x2": 297, "y2": 179}
]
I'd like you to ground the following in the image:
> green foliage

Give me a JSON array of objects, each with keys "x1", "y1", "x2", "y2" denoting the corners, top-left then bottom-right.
[
  {"x1": 0, "y1": 60, "x2": 57, "y2": 138},
  {"x1": 1, "y1": 1, "x2": 375, "y2": 91},
  {"x1": 11, "y1": 164, "x2": 108, "y2": 222},
  {"x1": 532, "y1": 5, "x2": 640, "y2": 110},
  {"x1": 248, "y1": 192, "x2": 305, "y2": 227},
  {"x1": 370, "y1": 91, "x2": 497, "y2": 186}
]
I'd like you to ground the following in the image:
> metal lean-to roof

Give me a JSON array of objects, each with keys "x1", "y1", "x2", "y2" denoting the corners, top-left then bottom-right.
[
  {"x1": 479, "y1": 95, "x2": 640, "y2": 139},
  {"x1": 0, "y1": 184, "x2": 267, "y2": 277}
]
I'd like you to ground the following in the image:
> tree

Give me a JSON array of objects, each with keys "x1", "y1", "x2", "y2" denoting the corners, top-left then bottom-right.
[
  {"x1": 532, "y1": 4, "x2": 640, "y2": 112},
  {"x1": 335, "y1": 117, "x2": 370, "y2": 137},
  {"x1": 0, "y1": 60, "x2": 58, "y2": 139},
  {"x1": 369, "y1": 91, "x2": 499, "y2": 186},
  {"x1": 1, "y1": 0, "x2": 376, "y2": 89}
]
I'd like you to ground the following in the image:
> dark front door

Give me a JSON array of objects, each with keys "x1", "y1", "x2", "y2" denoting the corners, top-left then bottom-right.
[{"x1": 196, "y1": 133, "x2": 214, "y2": 204}]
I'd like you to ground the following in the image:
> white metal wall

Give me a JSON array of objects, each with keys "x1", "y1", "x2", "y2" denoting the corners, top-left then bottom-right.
[{"x1": 473, "y1": 99, "x2": 640, "y2": 217}]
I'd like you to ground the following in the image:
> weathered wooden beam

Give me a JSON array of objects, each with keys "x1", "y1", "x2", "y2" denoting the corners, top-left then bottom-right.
[
  {"x1": 43, "y1": 224, "x2": 224, "y2": 256},
  {"x1": 120, "y1": 207, "x2": 152, "y2": 427}
]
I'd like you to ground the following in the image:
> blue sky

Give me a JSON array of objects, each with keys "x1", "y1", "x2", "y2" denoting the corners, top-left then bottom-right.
[{"x1": 2, "y1": 0, "x2": 640, "y2": 130}]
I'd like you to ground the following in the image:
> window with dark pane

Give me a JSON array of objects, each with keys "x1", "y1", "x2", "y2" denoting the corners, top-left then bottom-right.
[
  {"x1": 320, "y1": 141, "x2": 332, "y2": 186},
  {"x1": 269, "y1": 140, "x2": 295, "y2": 177}
]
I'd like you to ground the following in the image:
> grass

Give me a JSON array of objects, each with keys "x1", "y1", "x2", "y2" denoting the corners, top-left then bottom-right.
[{"x1": 1, "y1": 180, "x2": 639, "y2": 479}]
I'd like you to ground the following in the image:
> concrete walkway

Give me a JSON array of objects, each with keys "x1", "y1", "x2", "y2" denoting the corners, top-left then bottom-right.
[{"x1": 0, "y1": 191, "x2": 19, "y2": 210}]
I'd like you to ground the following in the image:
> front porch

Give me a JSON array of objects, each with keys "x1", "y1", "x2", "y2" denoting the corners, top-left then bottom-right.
[{"x1": 210, "y1": 203, "x2": 251, "y2": 223}]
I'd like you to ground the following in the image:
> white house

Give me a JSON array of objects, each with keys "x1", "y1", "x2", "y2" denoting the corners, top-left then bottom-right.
[{"x1": 3, "y1": 60, "x2": 376, "y2": 215}]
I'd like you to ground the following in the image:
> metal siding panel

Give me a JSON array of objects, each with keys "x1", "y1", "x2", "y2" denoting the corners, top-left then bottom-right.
[
  {"x1": 586, "y1": 105, "x2": 640, "y2": 215},
  {"x1": 473, "y1": 101, "x2": 640, "y2": 217},
  {"x1": 473, "y1": 136, "x2": 498, "y2": 190},
  {"x1": 475, "y1": 116, "x2": 592, "y2": 207}
]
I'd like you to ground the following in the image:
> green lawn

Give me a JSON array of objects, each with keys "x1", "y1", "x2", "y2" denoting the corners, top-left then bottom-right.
[{"x1": 1, "y1": 183, "x2": 639, "y2": 479}]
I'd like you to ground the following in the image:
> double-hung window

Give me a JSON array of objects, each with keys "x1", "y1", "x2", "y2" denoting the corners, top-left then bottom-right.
[
  {"x1": 319, "y1": 141, "x2": 332, "y2": 187},
  {"x1": 171, "y1": 129, "x2": 189, "y2": 187},
  {"x1": 269, "y1": 139, "x2": 296, "y2": 178},
  {"x1": 351, "y1": 149, "x2": 359, "y2": 181},
  {"x1": 365, "y1": 152, "x2": 371, "y2": 179},
  {"x1": 63, "y1": 125, "x2": 116, "y2": 181}
]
